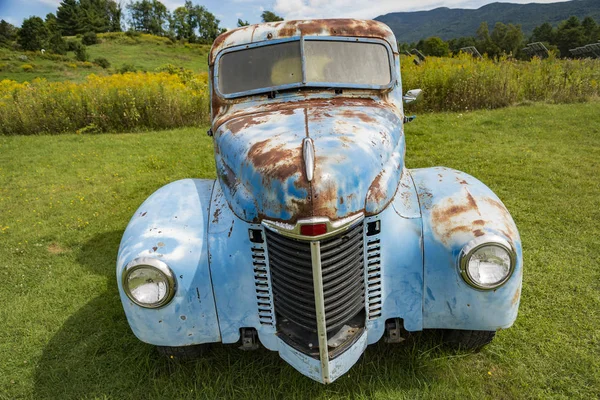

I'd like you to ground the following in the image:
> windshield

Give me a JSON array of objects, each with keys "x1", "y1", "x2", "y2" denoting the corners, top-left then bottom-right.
[{"x1": 217, "y1": 39, "x2": 392, "y2": 97}]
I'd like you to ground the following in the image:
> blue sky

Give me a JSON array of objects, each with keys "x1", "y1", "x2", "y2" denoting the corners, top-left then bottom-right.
[{"x1": 0, "y1": 0, "x2": 570, "y2": 30}]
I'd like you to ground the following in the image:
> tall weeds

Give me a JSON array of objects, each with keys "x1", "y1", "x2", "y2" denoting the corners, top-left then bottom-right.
[
  {"x1": 0, "y1": 71, "x2": 209, "y2": 135},
  {"x1": 402, "y1": 54, "x2": 600, "y2": 112},
  {"x1": 1, "y1": 54, "x2": 599, "y2": 135}
]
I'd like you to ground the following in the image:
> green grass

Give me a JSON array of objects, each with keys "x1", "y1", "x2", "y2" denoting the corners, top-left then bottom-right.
[
  {"x1": 1, "y1": 102, "x2": 599, "y2": 399},
  {"x1": 0, "y1": 34, "x2": 209, "y2": 83}
]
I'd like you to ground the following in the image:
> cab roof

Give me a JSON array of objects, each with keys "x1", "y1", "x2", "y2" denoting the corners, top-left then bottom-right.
[{"x1": 209, "y1": 19, "x2": 397, "y2": 65}]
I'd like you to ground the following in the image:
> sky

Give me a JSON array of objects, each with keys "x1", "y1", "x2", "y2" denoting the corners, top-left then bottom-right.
[{"x1": 0, "y1": 0, "x2": 571, "y2": 31}]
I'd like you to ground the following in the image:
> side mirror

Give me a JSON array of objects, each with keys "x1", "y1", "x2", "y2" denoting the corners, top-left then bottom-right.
[{"x1": 403, "y1": 89, "x2": 422, "y2": 104}]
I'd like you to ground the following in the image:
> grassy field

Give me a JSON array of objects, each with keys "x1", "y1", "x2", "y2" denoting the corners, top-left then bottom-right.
[
  {"x1": 0, "y1": 33, "x2": 210, "y2": 83},
  {"x1": 1, "y1": 102, "x2": 599, "y2": 399}
]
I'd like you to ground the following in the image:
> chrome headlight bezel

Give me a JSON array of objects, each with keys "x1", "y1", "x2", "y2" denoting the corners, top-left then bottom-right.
[
  {"x1": 459, "y1": 235, "x2": 516, "y2": 290},
  {"x1": 122, "y1": 257, "x2": 176, "y2": 308}
]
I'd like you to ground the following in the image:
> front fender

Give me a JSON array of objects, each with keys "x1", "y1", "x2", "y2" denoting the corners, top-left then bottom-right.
[
  {"x1": 411, "y1": 167, "x2": 523, "y2": 330},
  {"x1": 116, "y1": 179, "x2": 221, "y2": 346}
]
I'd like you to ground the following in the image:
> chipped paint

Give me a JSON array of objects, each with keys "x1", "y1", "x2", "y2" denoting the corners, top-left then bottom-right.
[{"x1": 117, "y1": 19, "x2": 522, "y2": 385}]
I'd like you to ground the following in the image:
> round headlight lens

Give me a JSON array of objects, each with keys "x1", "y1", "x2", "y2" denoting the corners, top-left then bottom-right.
[
  {"x1": 123, "y1": 258, "x2": 175, "y2": 308},
  {"x1": 460, "y1": 237, "x2": 515, "y2": 290}
]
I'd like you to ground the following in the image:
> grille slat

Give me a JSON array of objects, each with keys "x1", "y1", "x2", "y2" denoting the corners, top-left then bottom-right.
[
  {"x1": 366, "y1": 229, "x2": 383, "y2": 320},
  {"x1": 251, "y1": 243, "x2": 275, "y2": 326},
  {"x1": 267, "y1": 221, "x2": 365, "y2": 334}
]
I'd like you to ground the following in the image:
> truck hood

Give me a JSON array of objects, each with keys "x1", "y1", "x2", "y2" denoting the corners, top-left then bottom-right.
[{"x1": 213, "y1": 99, "x2": 405, "y2": 223}]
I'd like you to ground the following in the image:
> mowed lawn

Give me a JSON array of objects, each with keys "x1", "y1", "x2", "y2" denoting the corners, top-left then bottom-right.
[{"x1": 0, "y1": 102, "x2": 599, "y2": 399}]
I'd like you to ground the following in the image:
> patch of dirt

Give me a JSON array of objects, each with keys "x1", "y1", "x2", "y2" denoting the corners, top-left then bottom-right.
[{"x1": 47, "y1": 243, "x2": 67, "y2": 255}]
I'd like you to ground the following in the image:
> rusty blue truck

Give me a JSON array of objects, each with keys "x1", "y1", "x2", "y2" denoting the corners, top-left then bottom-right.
[{"x1": 116, "y1": 19, "x2": 522, "y2": 384}]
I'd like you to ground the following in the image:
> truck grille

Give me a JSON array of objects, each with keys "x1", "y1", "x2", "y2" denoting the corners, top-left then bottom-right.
[{"x1": 266, "y1": 221, "x2": 365, "y2": 335}]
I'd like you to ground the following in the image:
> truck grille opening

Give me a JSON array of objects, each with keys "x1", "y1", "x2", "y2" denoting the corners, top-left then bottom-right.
[{"x1": 266, "y1": 221, "x2": 365, "y2": 357}]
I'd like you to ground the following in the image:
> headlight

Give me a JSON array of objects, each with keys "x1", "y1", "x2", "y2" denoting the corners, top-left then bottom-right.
[
  {"x1": 459, "y1": 236, "x2": 516, "y2": 290},
  {"x1": 122, "y1": 258, "x2": 176, "y2": 308}
]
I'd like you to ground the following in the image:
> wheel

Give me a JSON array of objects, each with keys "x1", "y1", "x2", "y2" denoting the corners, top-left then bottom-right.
[
  {"x1": 440, "y1": 329, "x2": 496, "y2": 350},
  {"x1": 156, "y1": 344, "x2": 207, "y2": 360}
]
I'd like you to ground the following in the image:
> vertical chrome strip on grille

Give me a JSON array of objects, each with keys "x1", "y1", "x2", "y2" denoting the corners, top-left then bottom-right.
[{"x1": 310, "y1": 241, "x2": 330, "y2": 383}]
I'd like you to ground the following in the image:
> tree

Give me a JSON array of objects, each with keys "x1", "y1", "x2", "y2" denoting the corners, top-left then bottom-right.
[
  {"x1": 261, "y1": 11, "x2": 283, "y2": 23},
  {"x1": 448, "y1": 36, "x2": 477, "y2": 54},
  {"x1": 107, "y1": 0, "x2": 123, "y2": 32},
  {"x1": 196, "y1": 8, "x2": 224, "y2": 42},
  {"x1": 170, "y1": 6, "x2": 191, "y2": 39},
  {"x1": 18, "y1": 16, "x2": 49, "y2": 51},
  {"x1": 420, "y1": 36, "x2": 449, "y2": 56},
  {"x1": 555, "y1": 16, "x2": 586, "y2": 57},
  {"x1": 46, "y1": 13, "x2": 68, "y2": 54},
  {"x1": 127, "y1": 0, "x2": 170, "y2": 36},
  {"x1": 531, "y1": 22, "x2": 555, "y2": 44},
  {"x1": 237, "y1": 19, "x2": 249, "y2": 27},
  {"x1": 491, "y1": 22, "x2": 524, "y2": 56},
  {"x1": 582, "y1": 16, "x2": 599, "y2": 43},
  {"x1": 475, "y1": 21, "x2": 500, "y2": 58},
  {"x1": 48, "y1": 32, "x2": 68, "y2": 54},
  {"x1": 57, "y1": 0, "x2": 81, "y2": 35},
  {"x1": 167, "y1": 1, "x2": 225, "y2": 43},
  {"x1": 0, "y1": 20, "x2": 18, "y2": 47}
]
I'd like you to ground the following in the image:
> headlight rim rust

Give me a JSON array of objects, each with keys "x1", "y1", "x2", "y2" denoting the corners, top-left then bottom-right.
[
  {"x1": 459, "y1": 235, "x2": 516, "y2": 291},
  {"x1": 122, "y1": 257, "x2": 177, "y2": 308}
]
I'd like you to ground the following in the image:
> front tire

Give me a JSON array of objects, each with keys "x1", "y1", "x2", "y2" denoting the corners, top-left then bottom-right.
[
  {"x1": 157, "y1": 344, "x2": 208, "y2": 360},
  {"x1": 440, "y1": 329, "x2": 496, "y2": 350}
]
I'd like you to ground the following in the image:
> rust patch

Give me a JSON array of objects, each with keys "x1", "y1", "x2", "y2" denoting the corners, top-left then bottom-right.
[
  {"x1": 140, "y1": 212, "x2": 147, "y2": 217},
  {"x1": 304, "y1": 108, "x2": 309, "y2": 137},
  {"x1": 473, "y1": 229, "x2": 485, "y2": 237},
  {"x1": 212, "y1": 97, "x2": 395, "y2": 131},
  {"x1": 219, "y1": 162, "x2": 238, "y2": 191},
  {"x1": 338, "y1": 109, "x2": 377, "y2": 124},
  {"x1": 247, "y1": 139, "x2": 303, "y2": 182},
  {"x1": 228, "y1": 220, "x2": 235, "y2": 238},
  {"x1": 512, "y1": 287, "x2": 521, "y2": 306},
  {"x1": 212, "y1": 208, "x2": 222, "y2": 224},
  {"x1": 312, "y1": 179, "x2": 339, "y2": 219},
  {"x1": 152, "y1": 246, "x2": 158, "y2": 252},
  {"x1": 464, "y1": 189, "x2": 479, "y2": 213},
  {"x1": 473, "y1": 219, "x2": 485, "y2": 225},
  {"x1": 368, "y1": 170, "x2": 387, "y2": 204}
]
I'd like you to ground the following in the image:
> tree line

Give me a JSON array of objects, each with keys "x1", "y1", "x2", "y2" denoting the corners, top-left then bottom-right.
[
  {"x1": 0, "y1": 1, "x2": 285, "y2": 53},
  {"x1": 403, "y1": 15, "x2": 599, "y2": 59}
]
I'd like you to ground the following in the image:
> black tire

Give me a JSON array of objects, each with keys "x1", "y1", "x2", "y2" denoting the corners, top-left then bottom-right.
[
  {"x1": 440, "y1": 329, "x2": 496, "y2": 350},
  {"x1": 156, "y1": 344, "x2": 207, "y2": 360}
]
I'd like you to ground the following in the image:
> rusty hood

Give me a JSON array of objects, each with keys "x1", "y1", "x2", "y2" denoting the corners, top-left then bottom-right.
[{"x1": 213, "y1": 99, "x2": 405, "y2": 223}]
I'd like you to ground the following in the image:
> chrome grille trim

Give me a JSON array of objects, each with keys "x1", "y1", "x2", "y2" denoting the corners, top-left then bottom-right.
[
  {"x1": 251, "y1": 232, "x2": 276, "y2": 327},
  {"x1": 267, "y1": 221, "x2": 365, "y2": 334},
  {"x1": 365, "y1": 219, "x2": 382, "y2": 320}
]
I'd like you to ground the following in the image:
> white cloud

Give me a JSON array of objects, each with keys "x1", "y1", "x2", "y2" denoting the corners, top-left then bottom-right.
[{"x1": 273, "y1": 0, "x2": 572, "y2": 20}]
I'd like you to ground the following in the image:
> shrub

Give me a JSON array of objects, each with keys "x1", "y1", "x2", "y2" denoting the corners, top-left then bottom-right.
[
  {"x1": 66, "y1": 40, "x2": 79, "y2": 52},
  {"x1": 80, "y1": 61, "x2": 93, "y2": 68},
  {"x1": 82, "y1": 32, "x2": 98, "y2": 46},
  {"x1": 66, "y1": 63, "x2": 77, "y2": 69},
  {"x1": 20, "y1": 63, "x2": 34, "y2": 71},
  {"x1": 118, "y1": 63, "x2": 137, "y2": 73},
  {"x1": 74, "y1": 43, "x2": 89, "y2": 61},
  {"x1": 93, "y1": 57, "x2": 111, "y2": 69},
  {"x1": 125, "y1": 29, "x2": 141, "y2": 38},
  {"x1": 48, "y1": 33, "x2": 67, "y2": 55},
  {"x1": 0, "y1": 72, "x2": 210, "y2": 135}
]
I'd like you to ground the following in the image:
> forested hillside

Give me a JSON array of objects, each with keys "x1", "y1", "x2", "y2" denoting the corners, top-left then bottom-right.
[{"x1": 376, "y1": 0, "x2": 600, "y2": 42}]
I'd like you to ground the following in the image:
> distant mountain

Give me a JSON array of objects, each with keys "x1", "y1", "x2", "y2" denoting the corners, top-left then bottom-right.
[{"x1": 375, "y1": 0, "x2": 600, "y2": 42}]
